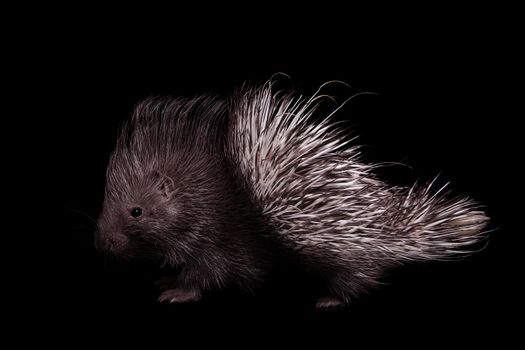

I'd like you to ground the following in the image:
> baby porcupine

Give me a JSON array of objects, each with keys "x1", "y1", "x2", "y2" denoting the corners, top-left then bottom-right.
[{"x1": 96, "y1": 82, "x2": 489, "y2": 308}]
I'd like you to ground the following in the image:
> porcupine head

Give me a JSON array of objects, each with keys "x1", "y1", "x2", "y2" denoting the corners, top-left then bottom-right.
[{"x1": 96, "y1": 83, "x2": 489, "y2": 308}]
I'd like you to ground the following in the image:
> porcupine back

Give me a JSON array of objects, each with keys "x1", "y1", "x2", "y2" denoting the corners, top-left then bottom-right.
[{"x1": 227, "y1": 84, "x2": 489, "y2": 291}]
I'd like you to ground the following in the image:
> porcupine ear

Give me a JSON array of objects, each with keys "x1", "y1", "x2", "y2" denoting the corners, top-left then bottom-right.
[{"x1": 153, "y1": 171, "x2": 175, "y2": 201}]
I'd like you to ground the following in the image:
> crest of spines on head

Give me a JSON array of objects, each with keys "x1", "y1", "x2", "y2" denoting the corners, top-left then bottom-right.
[{"x1": 105, "y1": 95, "x2": 226, "y2": 201}]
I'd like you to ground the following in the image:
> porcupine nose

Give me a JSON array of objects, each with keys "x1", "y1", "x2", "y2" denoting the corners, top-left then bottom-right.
[
  {"x1": 95, "y1": 228, "x2": 129, "y2": 255},
  {"x1": 94, "y1": 229, "x2": 114, "y2": 253}
]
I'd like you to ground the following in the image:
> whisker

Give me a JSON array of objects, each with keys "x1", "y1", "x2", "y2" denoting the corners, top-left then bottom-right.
[{"x1": 62, "y1": 206, "x2": 98, "y2": 228}]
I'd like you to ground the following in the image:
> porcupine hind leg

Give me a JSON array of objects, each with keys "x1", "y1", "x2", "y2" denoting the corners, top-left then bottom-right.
[
  {"x1": 315, "y1": 296, "x2": 346, "y2": 309},
  {"x1": 315, "y1": 270, "x2": 380, "y2": 310},
  {"x1": 315, "y1": 280, "x2": 350, "y2": 310}
]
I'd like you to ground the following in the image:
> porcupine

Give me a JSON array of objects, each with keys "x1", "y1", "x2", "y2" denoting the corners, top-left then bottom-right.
[{"x1": 96, "y1": 82, "x2": 489, "y2": 308}]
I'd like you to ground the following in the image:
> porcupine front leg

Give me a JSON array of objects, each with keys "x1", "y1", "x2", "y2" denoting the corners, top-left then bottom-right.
[
  {"x1": 156, "y1": 261, "x2": 231, "y2": 303},
  {"x1": 157, "y1": 278, "x2": 202, "y2": 303},
  {"x1": 156, "y1": 266, "x2": 204, "y2": 304},
  {"x1": 158, "y1": 286, "x2": 202, "y2": 303}
]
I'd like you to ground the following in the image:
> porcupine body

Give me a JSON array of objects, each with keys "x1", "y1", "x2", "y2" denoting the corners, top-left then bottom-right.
[{"x1": 96, "y1": 82, "x2": 489, "y2": 308}]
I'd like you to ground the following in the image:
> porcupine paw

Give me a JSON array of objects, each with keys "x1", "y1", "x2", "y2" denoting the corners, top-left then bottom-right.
[
  {"x1": 158, "y1": 288, "x2": 202, "y2": 303},
  {"x1": 315, "y1": 296, "x2": 346, "y2": 310}
]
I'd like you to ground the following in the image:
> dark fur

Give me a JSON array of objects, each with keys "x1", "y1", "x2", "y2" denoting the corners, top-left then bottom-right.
[{"x1": 97, "y1": 97, "x2": 273, "y2": 297}]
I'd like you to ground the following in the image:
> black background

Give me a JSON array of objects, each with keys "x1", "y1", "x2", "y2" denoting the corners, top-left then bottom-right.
[{"x1": 19, "y1": 7, "x2": 519, "y2": 343}]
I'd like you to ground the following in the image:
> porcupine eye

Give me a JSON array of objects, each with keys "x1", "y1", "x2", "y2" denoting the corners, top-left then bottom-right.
[{"x1": 130, "y1": 207, "x2": 143, "y2": 218}]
